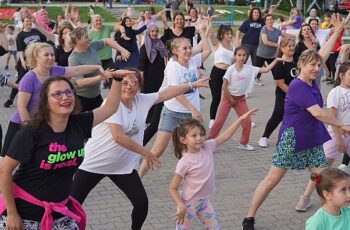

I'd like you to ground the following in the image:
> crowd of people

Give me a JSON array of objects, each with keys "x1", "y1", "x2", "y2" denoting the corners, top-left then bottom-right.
[{"x1": 0, "y1": 2, "x2": 350, "y2": 230}]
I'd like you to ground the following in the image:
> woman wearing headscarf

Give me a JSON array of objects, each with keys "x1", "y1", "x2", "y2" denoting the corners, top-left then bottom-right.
[
  {"x1": 138, "y1": 24, "x2": 168, "y2": 146},
  {"x1": 115, "y1": 17, "x2": 147, "y2": 69}
]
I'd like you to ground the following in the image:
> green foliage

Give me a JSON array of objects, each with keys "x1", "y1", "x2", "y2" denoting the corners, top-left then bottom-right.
[{"x1": 0, "y1": 6, "x2": 117, "y2": 24}]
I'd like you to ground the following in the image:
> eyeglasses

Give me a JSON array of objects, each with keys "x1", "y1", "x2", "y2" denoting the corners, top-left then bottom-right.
[
  {"x1": 185, "y1": 19, "x2": 191, "y2": 22},
  {"x1": 49, "y1": 89, "x2": 75, "y2": 100},
  {"x1": 121, "y1": 80, "x2": 138, "y2": 87},
  {"x1": 181, "y1": 46, "x2": 192, "y2": 51}
]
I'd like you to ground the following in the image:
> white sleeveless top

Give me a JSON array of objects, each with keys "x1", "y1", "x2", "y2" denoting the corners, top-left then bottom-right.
[{"x1": 213, "y1": 43, "x2": 235, "y2": 65}]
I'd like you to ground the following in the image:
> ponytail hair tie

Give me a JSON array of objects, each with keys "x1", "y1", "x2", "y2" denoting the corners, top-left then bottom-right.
[{"x1": 313, "y1": 176, "x2": 321, "y2": 185}]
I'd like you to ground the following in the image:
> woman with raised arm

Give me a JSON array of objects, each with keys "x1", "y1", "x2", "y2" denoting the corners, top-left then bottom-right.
[
  {"x1": 71, "y1": 69, "x2": 208, "y2": 230},
  {"x1": 138, "y1": 24, "x2": 169, "y2": 146},
  {"x1": 1, "y1": 42, "x2": 110, "y2": 158},
  {"x1": 68, "y1": 27, "x2": 130, "y2": 112},
  {"x1": 207, "y1": 22, "x2": 235, "y2": 128},
  {"x1": 242, "y1": 14, "x2": 350, "y2": 230},
  {"x1": 0, "y1": 69, "x2": 132, "y2": 230}
]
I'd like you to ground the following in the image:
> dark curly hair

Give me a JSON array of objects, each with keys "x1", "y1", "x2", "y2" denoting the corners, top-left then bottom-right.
[{"x1": 31, "y1": 76, "x2": 81, "y2": 129}]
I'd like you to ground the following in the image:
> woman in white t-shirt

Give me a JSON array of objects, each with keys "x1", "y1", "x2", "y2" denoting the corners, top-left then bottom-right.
[
  {"x1": 71, "y1": 68, "x2": 209, "y2": 230},
  {"x1": 207, "y1": 46, "x2": 280, "y2": 151},
  {"x1": 138, "y1": 35, "x2": 211, "y2": 179}
]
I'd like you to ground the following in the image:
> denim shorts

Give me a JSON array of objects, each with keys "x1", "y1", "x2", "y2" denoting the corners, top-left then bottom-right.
[{"x1": 158, "y1": 107, "x2": 192, "y2": 133}]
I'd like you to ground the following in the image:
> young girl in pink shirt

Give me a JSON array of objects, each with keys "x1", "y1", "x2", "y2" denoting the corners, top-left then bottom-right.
[{"x1": 169, "y1": 108, "x2": 258, "y2": 229}]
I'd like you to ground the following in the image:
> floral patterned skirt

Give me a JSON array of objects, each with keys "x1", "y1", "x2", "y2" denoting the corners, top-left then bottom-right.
[
  {"x1": 272, "y1": 127, "x2": 328, "y2": 170},
  {"x1": 0, "y1": 215, "x2": 78, "y2": 230}
]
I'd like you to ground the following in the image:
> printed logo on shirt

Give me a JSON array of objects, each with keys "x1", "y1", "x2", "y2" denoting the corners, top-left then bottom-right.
[
  {"x1": 39, "y1": 142, "x2": 84, "y2": 170},
  {"x1": 181, "y1": 69, "x2": 197, "y2": 94},
  {"x1": 339, "y1": 92, "x2": 350, "y2": 113},
  {"x1": 23, "y1": 35, "x2": 42, "y2": 46},
  {"x1": 249, "y1": 22, "x2": 262, "y2": 29},
  {"x1": 237, "y1": 75, "x2": 246, "y2": 81}
]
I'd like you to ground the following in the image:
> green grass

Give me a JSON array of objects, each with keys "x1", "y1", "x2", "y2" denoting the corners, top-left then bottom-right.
[
  {"x1": 135, "y1": 5, "x2": 289, "y2": 21},
  {"x1": 0, "y1": 6, "x2": 116, "y2": 24}
]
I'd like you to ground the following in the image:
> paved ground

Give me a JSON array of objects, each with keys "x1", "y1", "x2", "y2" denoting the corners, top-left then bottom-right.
[
  {"x1": 0, "y1": 2, "x2": 344, "y2": 229},
  {"x1": 0, "y1": 50, "x2": 342, "y2": 230}
]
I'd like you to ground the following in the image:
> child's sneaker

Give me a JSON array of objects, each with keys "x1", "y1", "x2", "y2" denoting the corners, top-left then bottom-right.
[
  {"x1": 338, "y1": 164, "x2": 349, "y2": 172},
  {"x1": 255, "y1": 79, "x2": 264, "y2": 86},
  {"x1": 238, "y1": 144, "x2": 255, "y2": 151},
  {"x1": 242, "y1": 217, "x2": 255, "y2": 230},
  {"x1": 258, "y1": 137, "x2": 268, "y2": 148},
  {"x1": 295, "y1": 195, "x2": 311, "y2": 212},
  {"x1": 208, "y1": 119, "x2": 215, "y2": 129}
]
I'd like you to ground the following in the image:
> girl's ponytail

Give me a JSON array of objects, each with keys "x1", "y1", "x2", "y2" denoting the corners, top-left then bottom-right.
[{"x1": 172, "y1": 125, "x2": 186, "y2": 159}]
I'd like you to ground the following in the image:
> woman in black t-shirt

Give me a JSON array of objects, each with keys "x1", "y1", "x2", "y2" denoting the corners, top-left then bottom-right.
[
  {"x1": 161, "y1": 12, "x2": 196, "y2": 48},
  {"x1": 0, "y1": 70, "x2": 133, "y2": 230},
  {"x1": 4, "y1": 15, "x2": 47, "y2": 108},
  {"x1": 55, "y1": 22, "x2": 74, "y2": 67},
  {"x1": 258, "y1": 34, "x2": 297, "y2": 148}
]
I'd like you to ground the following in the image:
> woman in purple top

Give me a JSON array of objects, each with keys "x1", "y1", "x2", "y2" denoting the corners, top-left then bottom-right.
[
  {"x1": 241, "y1": 15, "x2": 350, "y2": 230},
  {"x1": 1, "y1": 42, "x2": 107, "y2": 158},
  {"x1": 280, "y1": 8, "x2": 303, "y2": 30}
]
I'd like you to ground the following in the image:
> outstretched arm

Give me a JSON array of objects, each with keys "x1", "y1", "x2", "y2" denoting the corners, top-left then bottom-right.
[
  {"x1": 215, "y1": 108, "x2": 258, "y2": 145},
  {"x1": 169, "y1": 174, "x2": 186, "y2": 225}
]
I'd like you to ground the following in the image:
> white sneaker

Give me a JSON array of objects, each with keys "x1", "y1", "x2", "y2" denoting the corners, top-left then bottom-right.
[
  {"x1": 208, "y1": 119, "x2": 215, "y2": 129},
  {"x1": 251, "y1": 121, "x2": 256, "y2": 128},
  {"x1": 238, "y1": 144, "x2": 255, "y2": 151},
  {"x1": 255, "y1": 79, "x2": 264, "y2": 86},
  {"x1": 258, "y1": 137, "x2": 268, "y2": 148},
  {"x1": 338, "y1": 164, "x2": 349, "y2": 172}
]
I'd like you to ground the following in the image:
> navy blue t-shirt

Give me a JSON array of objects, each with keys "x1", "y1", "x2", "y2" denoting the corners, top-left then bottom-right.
[{"x1": 239, "y1": 19, "x2": 264, "y2": 46}]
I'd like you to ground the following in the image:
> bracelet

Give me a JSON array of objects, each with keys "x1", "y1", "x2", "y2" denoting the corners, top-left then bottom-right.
[
  {"x1": 188, "y1": 82, "x2": 193, "y2": 89},
  {"x1": 113, "y1": 76, "x2": 123, "y2": 82}
]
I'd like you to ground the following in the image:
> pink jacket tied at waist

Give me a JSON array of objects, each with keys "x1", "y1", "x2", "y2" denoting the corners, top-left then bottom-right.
[{"x1": 0, "y1": 183, "x2": 86, "y2": 230}]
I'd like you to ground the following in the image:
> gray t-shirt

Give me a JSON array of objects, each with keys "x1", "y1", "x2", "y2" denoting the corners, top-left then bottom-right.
[
  {"x1": 256, "y1": 26, "x2": 281, "y2": 59},
  {"x1": 68, "y1": 40, "x2": 104, "y2": 98}
]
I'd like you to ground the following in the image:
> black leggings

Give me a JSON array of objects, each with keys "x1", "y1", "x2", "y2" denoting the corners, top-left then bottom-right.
[
  {"x1": 209, "y1": 66, "x2": 227, "y2": 120},
  {"x1": 71, "y1": 169, "x2": 148, "y2": 230},
  {"x1": 262, "y1": 94, "x2": 285, "y2": 138},
  {"x1": 341, "y1": 153, "x2": 350, "y2": 165},
  {"x1": 1, "y1": 121, "x2": 21, "y2": 157},
  {"x1": 77, "y1": 94, "x2": 103, "y2": 112},
  {"x1": 326, "y1": 52, "x2": 339, "y2": 80},
  {"x1": 8, "y1": 60, "x2": 28, "y2": 101},
  {"x1": 143, "y1": 102, "x2": 163, "y2": 146},
  {"x1": 254, "y1": 56, "x2": 274, "y2": 80},
  {"x1": 241, "y1": 43, "x2": 258, "y2": 66}
]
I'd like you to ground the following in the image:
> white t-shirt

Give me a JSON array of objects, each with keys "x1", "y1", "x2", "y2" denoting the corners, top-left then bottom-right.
[
  {"x1": 315, "y1": 29, "x2": 330, "y2": 47},
  {"x1": 163, "y1": 54, "x2": 201, "y2": 113},
  {"x1": 6, "y1": 34, "x2": 17, "y2": 51},
  {"x1": 223, "y1": 64, "x2": 259, "y2": 96},
  {"x1": 327, "y1": 86, "x2": 350, "y2": 126},
  {"x1": 79, "y1": 93, "x2": 159, "y2": 174}
]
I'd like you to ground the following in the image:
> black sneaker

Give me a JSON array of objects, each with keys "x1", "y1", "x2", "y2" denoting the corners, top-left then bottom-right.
[
  {"x1": 4, "y1": 99, "x2": 13, "y2": 108},
  {"x1": 242, "y1": 217, "x2": 255, "y2": 230}
]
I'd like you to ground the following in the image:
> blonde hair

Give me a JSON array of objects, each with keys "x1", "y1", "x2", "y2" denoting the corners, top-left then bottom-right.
[
  {"x1": 170, "y1": 37, "x2": 191, "y2": 60},
  {"x1": 25, "y1": 42, "x2": 53, "y2": 69},
  {"x1": 297, "y1": 49, "x2": 322, "y2": 73},
  {"x1": 276, "y1": 34, "x2": 296, "y2": 58},
  {"x1": 70, "y1": 27, "x2": 89, "y2": 45}
]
